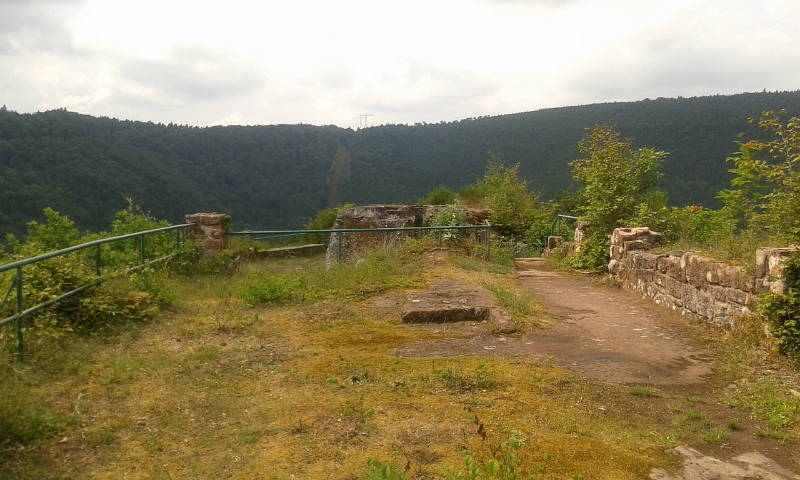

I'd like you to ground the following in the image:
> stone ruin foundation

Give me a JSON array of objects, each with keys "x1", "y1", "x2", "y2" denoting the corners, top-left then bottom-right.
[
  {"x1": 608, "y1": 226, "x2": 798, "y2": 327},
  {"x1": 325, "y1": 204, "x2": 489, "y2": 269}
]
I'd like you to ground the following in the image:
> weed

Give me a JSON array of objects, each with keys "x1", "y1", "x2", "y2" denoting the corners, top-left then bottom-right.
[
  {"x1": 756, "y1": 430, "x2": 791, "y2": 442},
  {"x1": 84, "y1": 424, "x2": 118, "y2": 447},
  {"x1": 483, "y1": 284, "x2": 531, "y2": 317},
  {"x1": 700, "y1": 427, "x2": 729, "y2": 443},
  {"x1": 724, "y1": 376, "x2": 800, "y2": 430},
  {"x1": 203, "y1": 308, "x2": 256, "y2": 333},
  {"x1": 239, "y1": 275, "x2": 303, "y2": 306},
  {"x1": 673, "y1": 410, "x2": 711, "y2": 428},
  {"x1": 346, "y1": 360, "x2": 372, "y2": 384},
  {"x1": 436, "y1": 361, "x2": 497, "y2": 393},
  {"x1": 99, "y1": 355, "x2": 140, "y2": 386},
  {"x1": 453, "y1": 256, "x2": 513, "y2": 275},
  {"x1": 727, "y1": 420, "x2": 741, "y2": 430},
  {"x1": 364, "y1": 458, "x2": 409, "y2": 480},
  {"x1": 0, "y1": 391, "x2": 76, "y2": 445}
]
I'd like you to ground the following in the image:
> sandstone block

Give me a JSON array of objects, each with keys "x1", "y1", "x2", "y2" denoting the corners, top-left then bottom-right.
[
  {"x1": 657, "y1": 255, "x2": 683, "y2": 280},
  {"x1": 547, "y1": 236, "x2": 563, "y2": 250},
  {"x1": 608, "y1": 259, "x2": 621, "y2": 275},
  {"x1": 755, "y1": 246, "x2": 798, "y2": 278},
  {"x1": 682, "y1": 253, "x2": 712, "y2": 289}
]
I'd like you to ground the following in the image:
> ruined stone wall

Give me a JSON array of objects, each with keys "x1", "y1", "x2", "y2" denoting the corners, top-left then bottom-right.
[
  {"x1": 609, "y1": 227, "x2": 797, "y2": 327},
  {"x1": 185, "y1": 213, "x2": 230, "y2": 258},
  {"x1": 325, "y1": 205, "x2": 489, "y2": 268}
]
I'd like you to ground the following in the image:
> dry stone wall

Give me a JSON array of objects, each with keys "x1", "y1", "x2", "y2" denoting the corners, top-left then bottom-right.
[
  {"x1": 185, "y1": 213, "x2": 230, "y2": 258},
  {"x1": 325, "y1": 205, "x2": 489, "y2": 268},
  {"x1": 609, "y1": 227, "x2": 797, "y2": 327}
]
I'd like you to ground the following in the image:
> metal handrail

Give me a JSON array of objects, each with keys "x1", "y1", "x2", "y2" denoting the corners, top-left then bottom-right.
[
  {"x1": 0, "y1": 223, "x2": 193, "y2": 273},
  {"x1": 550, "y1": 214, "x2": 579, "y2": 237},
  {"x1": 0, "y1": 223, "x2": 194, "y2": 361},
  {"x1": 226, "y1": 223, "x2": 493, "y2": 264}
]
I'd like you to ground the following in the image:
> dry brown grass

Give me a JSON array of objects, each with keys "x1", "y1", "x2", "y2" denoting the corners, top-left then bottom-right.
[{"x1": 3, "y1": 248, "x2": 798, "y2": 479}]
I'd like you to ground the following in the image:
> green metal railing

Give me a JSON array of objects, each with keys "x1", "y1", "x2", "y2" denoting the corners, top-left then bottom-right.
[
  {"x1": 550, "y1": 214, "x2": 579, "y2": 238},
  {"x1": 226, "y1": 222, "x2": 493, "y2": 263},
  {"x1": 0, "y1": 223, "x2": 194, "y2": 361}
]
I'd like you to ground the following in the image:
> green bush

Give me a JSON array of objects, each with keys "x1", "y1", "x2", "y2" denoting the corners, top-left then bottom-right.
[
  {"x1": 759, "y1": 252, "x2": 800, "y2": 357},
  {"x1": 430, "y1": 204, "x2": 467, "y2": 243},
  {"x1": 0, "y1": 204, "x2": 187, "y2": 340},
  {"x1": 304, "y1": 204, "x2": 355, "y2": 244},
  {"x1": 420, "y1": 186, "x2": 457, "y2": 205},
  {"x1": 238, "y1": 276, "x2": 304, "y2": 306}
]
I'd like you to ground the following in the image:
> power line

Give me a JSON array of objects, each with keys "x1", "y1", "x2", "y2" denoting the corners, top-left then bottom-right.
[{"x1": 355, "y1": 112, "x2": 374, "y2": 128}]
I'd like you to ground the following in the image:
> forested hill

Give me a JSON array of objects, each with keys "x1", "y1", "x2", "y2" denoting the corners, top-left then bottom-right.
[{"x1": 2, "y1": 90, "x2": 800, "y2": 239}]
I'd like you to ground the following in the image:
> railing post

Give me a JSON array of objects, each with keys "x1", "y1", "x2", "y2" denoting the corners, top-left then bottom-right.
[
  {"x1": 175, "y1": 229, "x2": 181, "y2": 251},
  {"x1": 486, "y1": 226, "x2": 491, "y2": 261},
  {"x1": 140, "y1": 235, "x2": 146, "y2": 265},
  {"x1": 16, "y1": 266, "x2": 23, "y2": 362},
  {"x1": 337, "y1": 231, "x2": 342, "y2": 264},
  {"x1": 95, "y1": 244, "x2": 102, "y2": 276},
  {"x1": 438, "y1": 229, "x2": 442, "y2": 246}
]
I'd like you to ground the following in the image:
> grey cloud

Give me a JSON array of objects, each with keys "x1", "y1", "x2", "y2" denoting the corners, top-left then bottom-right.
[
  {"x1": 0, "y1": 0, "x2": 84, "y2": 55},
  {"x1": 119, "y1": 46, "x2": 265, "y2": 102},
  {"x1": 364, "y1": 58, "x2": 499, "y2": 115},
  {"x1": 560, "y1": 20, "x2": 800, "y2": 103}
]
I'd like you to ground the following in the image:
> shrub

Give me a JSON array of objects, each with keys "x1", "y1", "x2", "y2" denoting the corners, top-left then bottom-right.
[
  {"x1": 238, "y1": 276, "x2": 304, "y2": 306},
  {"x1": 759, "y1": 252, "x2": 800, "y2": 357},
  {"x1": 420, "y1": 186, "x2": 457, "y2": 205}
]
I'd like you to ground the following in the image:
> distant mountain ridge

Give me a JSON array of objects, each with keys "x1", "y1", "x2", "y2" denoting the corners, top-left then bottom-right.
[{"x1": 1, "y1": 91, "x2": 799, "y2": 240}]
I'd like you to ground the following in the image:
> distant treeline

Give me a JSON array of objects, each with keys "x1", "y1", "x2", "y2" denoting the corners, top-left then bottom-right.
[{"x1": 2, "y1": 91, "x2": 800, "y2": 240}]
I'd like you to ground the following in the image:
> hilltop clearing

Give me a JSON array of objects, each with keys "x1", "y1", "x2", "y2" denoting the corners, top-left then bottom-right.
[{"x1": 3, "y1": 246, "x2": 799, "y2": 479}]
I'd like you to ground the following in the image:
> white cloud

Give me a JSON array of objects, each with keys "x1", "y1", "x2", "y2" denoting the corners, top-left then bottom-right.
[{"x1": 0, "y1": 0, "x2": 798, "y2": 127}]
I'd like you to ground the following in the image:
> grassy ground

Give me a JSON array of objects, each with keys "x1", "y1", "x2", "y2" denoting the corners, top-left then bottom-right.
[{"x1": 1, "y1": 242, "x2": 799, "y2": 479}]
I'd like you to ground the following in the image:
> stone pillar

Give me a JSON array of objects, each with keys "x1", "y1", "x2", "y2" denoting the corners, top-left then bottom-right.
[
  {"x1": 755, "y1": 246, "x2": 799, "y2": 294},
  {"x1": 608, "y1": 227, "x2": 663, "y2": 275},
  {"x1": 185, "y1": 213, "x2": 230, "y2": 258}
]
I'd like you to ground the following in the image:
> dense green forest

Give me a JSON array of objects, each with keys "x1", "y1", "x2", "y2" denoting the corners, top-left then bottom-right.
[{"x1": 2, "y1": 91, "x2": 800, "y2": 240}]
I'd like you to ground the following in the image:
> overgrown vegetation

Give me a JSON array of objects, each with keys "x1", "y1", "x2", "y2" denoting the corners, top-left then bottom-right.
[
  {"x1": 0, "y1": 202, "x2": 188, "y2": 342},
  {"x1": 3, "y1": 231, "x2": 800, "y2": 478},
  {"x1": 759, "y1": 252, "x2": 800, "y2": 357}
]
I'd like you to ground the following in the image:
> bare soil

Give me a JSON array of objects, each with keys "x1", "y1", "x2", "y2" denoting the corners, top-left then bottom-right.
[{"x1": 399, "y1": 258, "x2": 711, "y2": 386}]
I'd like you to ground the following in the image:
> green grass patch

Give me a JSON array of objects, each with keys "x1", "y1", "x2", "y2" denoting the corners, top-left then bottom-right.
[
  {"x1": 700, "y1": 426, "x2": 729, "y2": 443},
  {"x1": 238, "y1": 245, "x2": 426, "y2": 306},
  {"x1": 756, "y1": 430, "x2": 791, "y2": 442},
  {"x1": 452, "y1": 256, "x2": 513, "y2": 274},
  {"x1": 435, "y1": 361, "x2": 498, "y2": 393},
  {"x1": 482, "y1": 283, "x2": 532, "y2": 317},
  {"x1": 724, "y1": 377, "x2": 800, "y2": 430}
]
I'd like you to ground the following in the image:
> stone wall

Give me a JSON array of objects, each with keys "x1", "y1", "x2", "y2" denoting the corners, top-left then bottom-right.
[
  {"x1": 609, "y1": 227, "x2": 797, "y2": 327},
  {"x1": 185, "y1": 213, "x2": 230, "y2": 258},
  {"x1": 325, "y1": 205, "x2": 489, "y2": 268}
]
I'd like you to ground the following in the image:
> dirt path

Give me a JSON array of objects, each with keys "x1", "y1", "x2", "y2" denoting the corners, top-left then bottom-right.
[
  {"x1": 514, "y1": 258, "x2": 712, "y2": 385},
  {"x1": 400, "y1": 258, "x2": 713, "y2": 386}
]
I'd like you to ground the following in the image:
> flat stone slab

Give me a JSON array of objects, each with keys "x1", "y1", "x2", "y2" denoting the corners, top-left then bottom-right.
[
  {"x1": 402, "y1": 278, "x2": 515, "y2": 333},
  {"x1": 650, "y1": 446, "x2": 800, "y2": 480},
  {"x1": 255, "y1": 244, "x2": 327, "y2": 258}
]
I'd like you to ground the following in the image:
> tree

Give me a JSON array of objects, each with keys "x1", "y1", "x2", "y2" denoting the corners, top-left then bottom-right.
[
  {"x1": 472, "y1": 155, "x2": 540, "y2": 236},
  {"x1": 569, "y1": 124, "x2": 666, "y2": 267},
  {"x1": 571, "y1": 124, "x2": 666, "y2": 233},
  {"x1": 718, "y1": 110, "x2": 800, "y2": 243}
]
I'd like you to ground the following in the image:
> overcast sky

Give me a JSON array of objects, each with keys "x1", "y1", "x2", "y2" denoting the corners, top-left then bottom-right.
[{"x1": 1, "y1": 0, "x2": 799, "y2": 129}]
